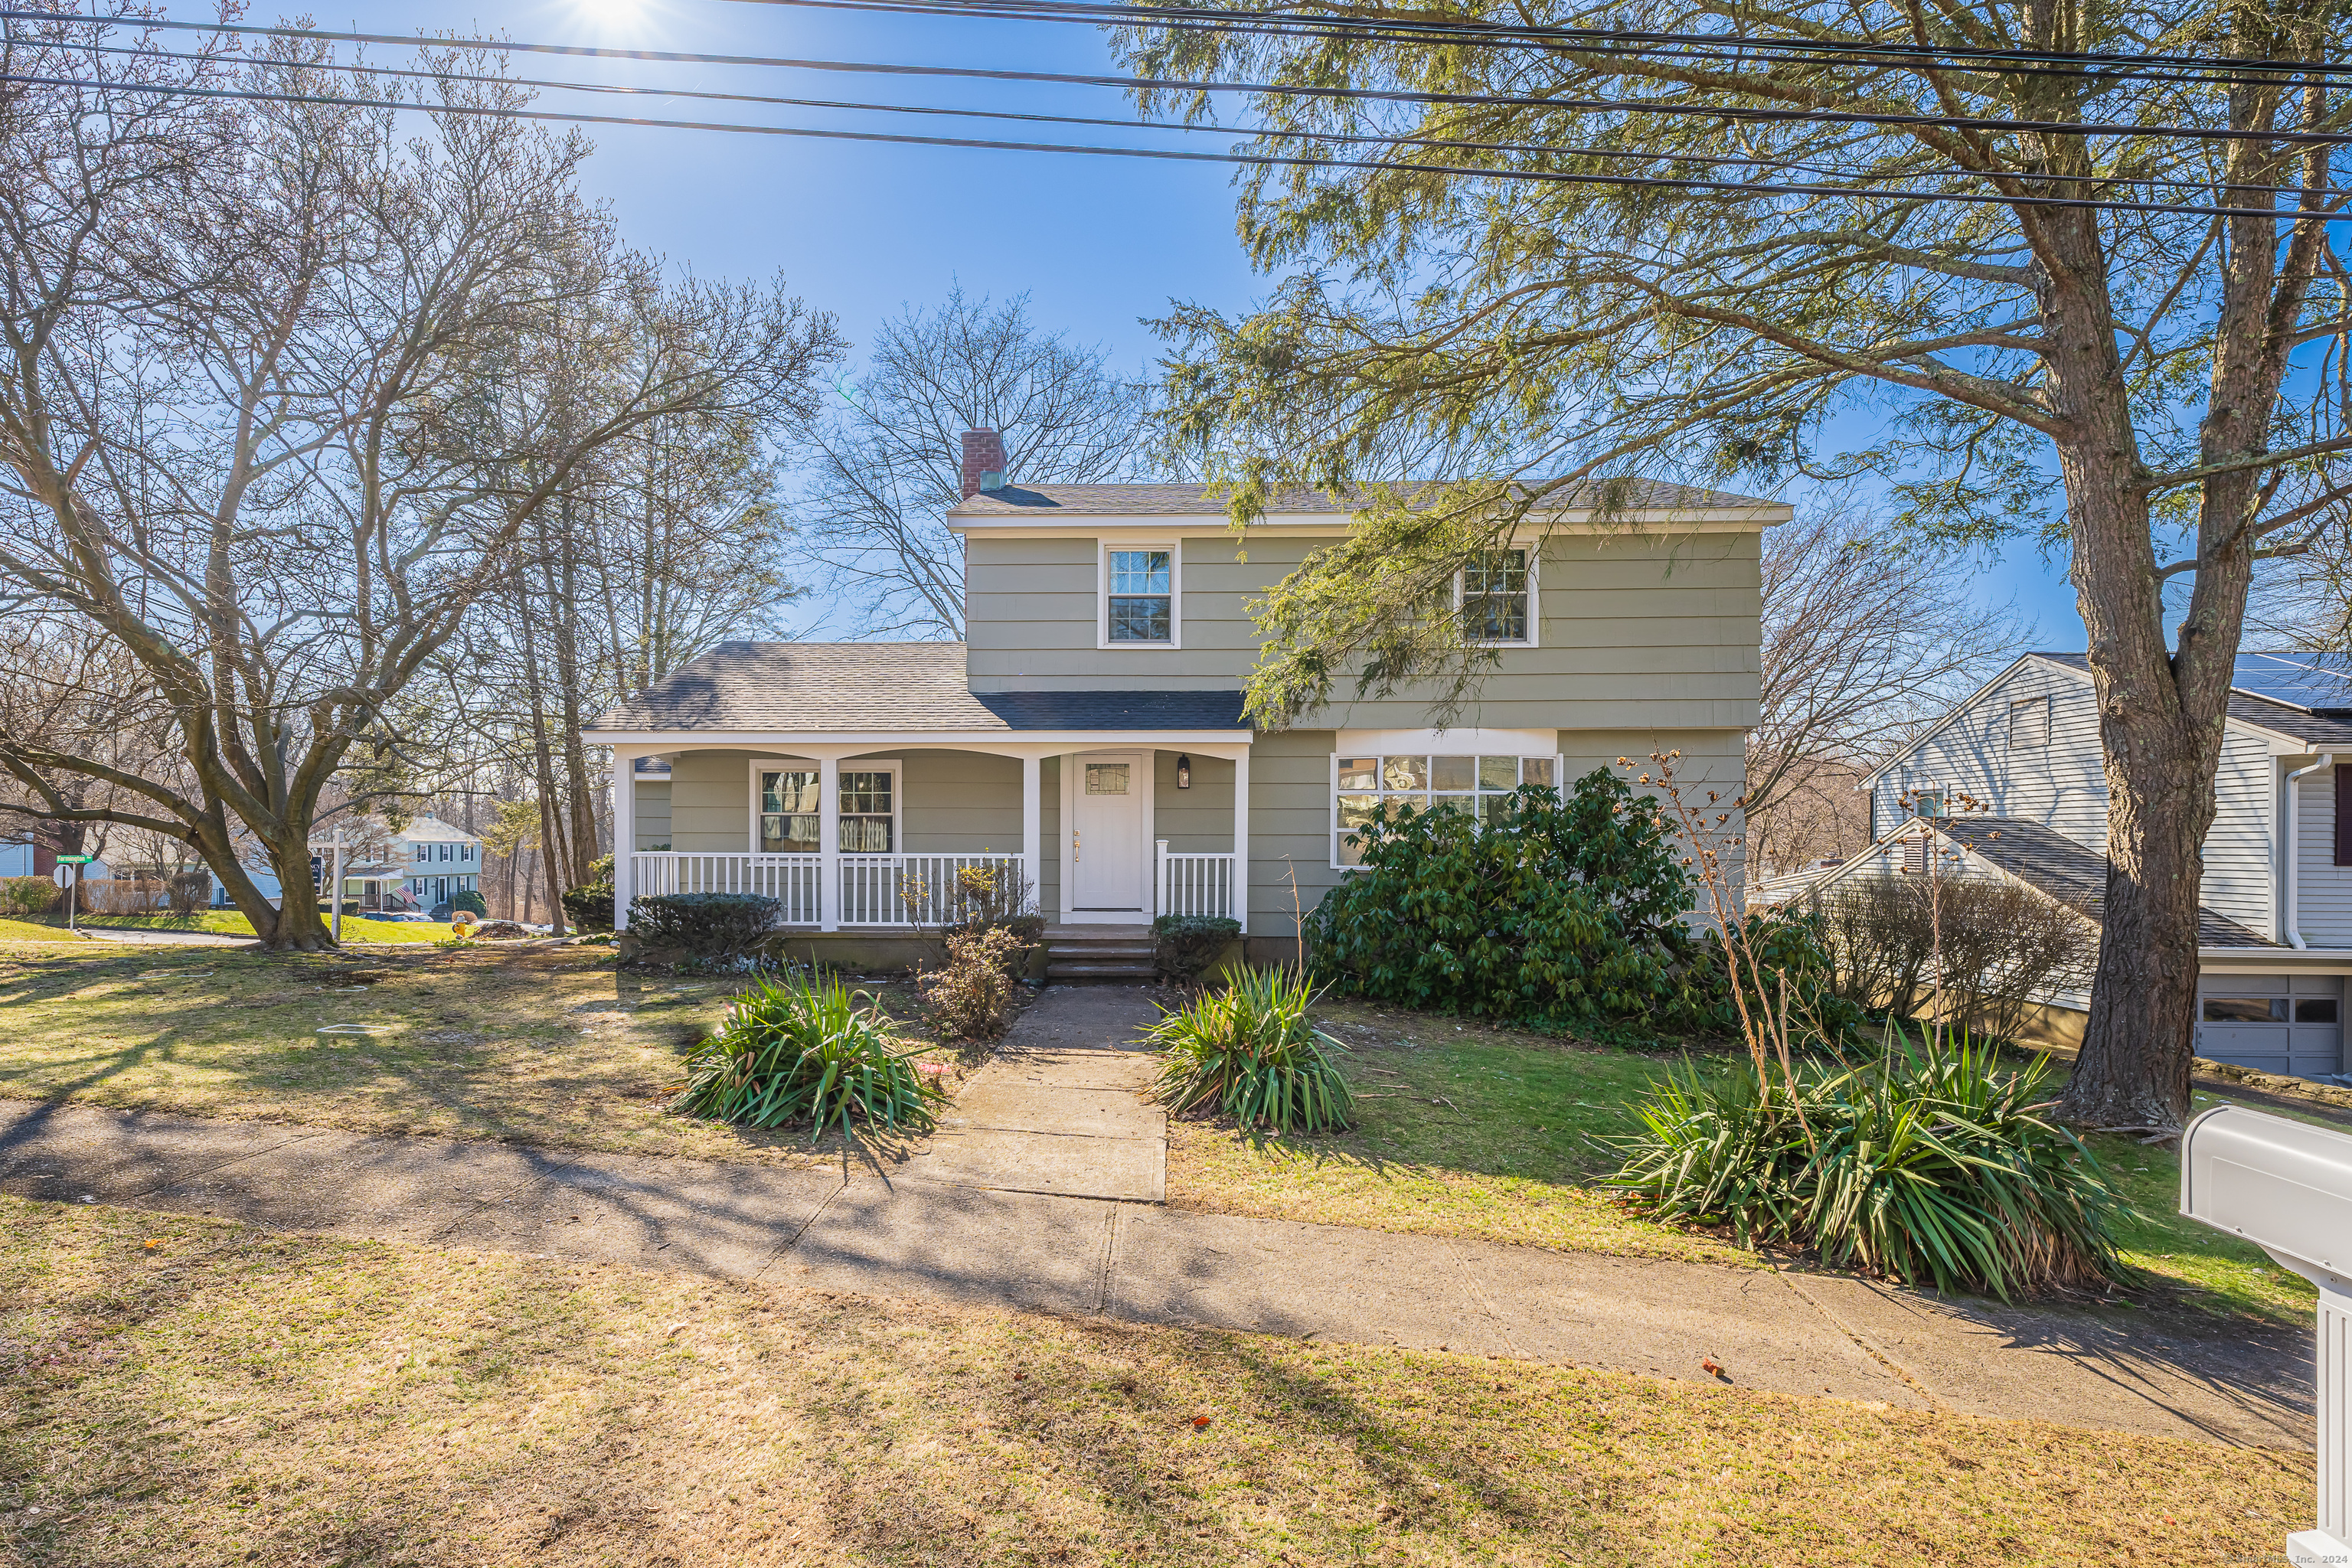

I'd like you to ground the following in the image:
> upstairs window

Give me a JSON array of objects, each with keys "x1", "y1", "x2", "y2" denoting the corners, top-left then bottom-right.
[
  {"x1": 1461, "y1": 549, "x2": 1533, "y2": 644},
  {"x1": 1103, "y1": 546, "x2": 1175, "y2": 645}
]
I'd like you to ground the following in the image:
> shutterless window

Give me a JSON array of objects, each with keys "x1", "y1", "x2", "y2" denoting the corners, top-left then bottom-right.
[
  {"x1": 1107, "y1": 550, "x2": 1173, "y2": 643},
  {"x1": 2203, "y1": 997, "x2": 2288, "y2": 1023},
  {"x1": 2009, "y1": 695, "x2": 2050, "y2": 748},
  {"x1": 1334, "y1": 753, "x2": 1557, "y2": 865},
  {"x1": 1462, "y1": 550, "x2": 1530, "y2": 643},
  {"x1": 838, "y1": 770, "x2": 896, "y2": 852},
  {"x1": 759, "y1": 769, "x2": 821, "y2": 853}
]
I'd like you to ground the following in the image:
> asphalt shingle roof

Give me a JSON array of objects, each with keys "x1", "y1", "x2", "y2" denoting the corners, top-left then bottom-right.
[
  {"x1": 946, "y1": 479, "x2": 1778, "y2": 518},
  {"x1": 589, "y1": 642, "x2": 1250, "y2": 733},
  {"x1": 1930, "y1": 815, "x2": 2276, "y2": 949}
]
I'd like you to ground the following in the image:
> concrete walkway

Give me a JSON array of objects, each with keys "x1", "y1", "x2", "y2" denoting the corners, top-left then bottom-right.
[
  {"x1": 903, "y1": 986, "x2": 1166, "y2": 1202},
  {"x1": 0, "y1": 985, "x2": 2318, "y2": 1453}
]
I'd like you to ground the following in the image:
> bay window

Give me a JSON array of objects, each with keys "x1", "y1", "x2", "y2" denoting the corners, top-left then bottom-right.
[{"x1": 1333, "y1": 752, "x2": 1560, "y2": 865}]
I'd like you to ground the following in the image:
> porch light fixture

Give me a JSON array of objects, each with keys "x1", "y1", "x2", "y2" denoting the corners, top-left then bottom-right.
[{"x1": 1176, "y1": 755, "x2": 1191, "y2": 789}]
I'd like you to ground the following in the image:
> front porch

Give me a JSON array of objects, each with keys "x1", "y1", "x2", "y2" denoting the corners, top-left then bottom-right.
[{"x1": 609, "y1": 742, "x2": 1249, "y2": 933}]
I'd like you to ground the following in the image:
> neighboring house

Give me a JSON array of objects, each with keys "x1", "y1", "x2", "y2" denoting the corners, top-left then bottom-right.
[
  {"x1": 585, "y1": 430, "x2": 1779, "y2": 965},
  {"x1": 1797, "y1": 651, "x2": 2352, "y2": 1080},
  {"x1": 307, "y1": 815, "x2": 485, "y2": 913}
]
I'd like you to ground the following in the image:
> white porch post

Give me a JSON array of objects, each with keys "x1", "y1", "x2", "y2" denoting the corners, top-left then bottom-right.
[
  {"x1": 613, "y1": 754, "x2": 635, "y2": 932},
  {"x1": 818, "y1": 754, "x2": 841, "y2": 932},
  {"x1": 1231, "y1": 746, "x2": 1250, "y2": 933},
  {"x1": 1021, "y1": 753, "x2": 1041, "y2": 916}
]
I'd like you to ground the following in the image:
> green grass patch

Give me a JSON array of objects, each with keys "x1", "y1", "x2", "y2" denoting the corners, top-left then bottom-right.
[
  {"x1": 38, "y1": 910, "x2": 443, "y2": 943},
  {"x1": 1168, "y1": 1001, "x2": 2330, "y2": 1323},
  {"x1": 0, "y1": 1194, "x2": 2304, "y2": 1566},
  {"x1": 0, "y1": 917, "x2": 85, "y2": 942}
]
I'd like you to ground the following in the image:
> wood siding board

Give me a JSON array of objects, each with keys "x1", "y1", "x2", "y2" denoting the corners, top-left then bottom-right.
[
  {"x1": 632, "y1": 782, "x2": 671, "y2": 851},
  {"x1": 1152, "y1": 750, "x2": 1236, "y2": 854},
  {"x1": 963, "y1": 531, "x2": 1762, "y2": 732},
  {"x1": 2204, "y1": 730, "x2": 2275, "y2": 933},
  {"x1": 2299, "y1": 765, "x2": 2352, "y2": 946}
]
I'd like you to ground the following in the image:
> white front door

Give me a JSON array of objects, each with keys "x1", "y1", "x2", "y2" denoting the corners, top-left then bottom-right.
[{"x1": 1069, "y1": 752, "x2": 1150, "y2": 920}]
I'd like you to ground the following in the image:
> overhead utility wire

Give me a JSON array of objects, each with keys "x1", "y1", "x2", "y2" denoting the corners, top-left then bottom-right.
[
  {"x1": 78, "y1": 39, "x2": 2310, "y2": 200},
  {"x1": 751, "y1": 0, "x2": 2352, "y2": 81},
  {"x1": 6, "y1": 67, "x2": 2344, "y2": 223},
  {"x1": 749, "y1": 0, "x2": 2352, "y2": 92},
  {"x1": 15, "y1": 11, "x2": 2352, "y2": 145}
]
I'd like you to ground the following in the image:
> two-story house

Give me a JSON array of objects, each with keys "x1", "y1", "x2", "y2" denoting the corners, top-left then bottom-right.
[
  {"x1": 586, "y1": 430, "x2": 1778, "y2": 969},
  {"x1": 1797, "y1": 651, "x2": 2352, "y2": 1080},
  {"x1": 309, "y1": 813, "x2": 485, "y2": 913}
]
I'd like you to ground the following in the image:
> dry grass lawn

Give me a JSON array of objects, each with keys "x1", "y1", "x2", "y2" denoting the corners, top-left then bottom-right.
[
  {"x1": 0, "y1": 1194, "x2": 2307, "y2": 1567},
  {"x1": 0, "y1": 942, "x2": 981, "y2": 1166}
]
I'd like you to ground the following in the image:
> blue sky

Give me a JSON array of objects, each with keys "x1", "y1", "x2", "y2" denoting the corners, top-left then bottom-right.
[{"x1": 304, "y1": 0, "x2": 2089, "y2": 646}]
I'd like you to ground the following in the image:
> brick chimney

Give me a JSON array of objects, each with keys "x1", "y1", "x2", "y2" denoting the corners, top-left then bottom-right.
[{"x1": 959, "y1": 429, "x2": 1006, "y2": 500}]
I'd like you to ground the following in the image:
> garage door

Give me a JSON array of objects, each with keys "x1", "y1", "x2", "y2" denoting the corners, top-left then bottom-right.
[{"x1": 2195, "y1": 974, "x2": 2343, "y2": 1080}]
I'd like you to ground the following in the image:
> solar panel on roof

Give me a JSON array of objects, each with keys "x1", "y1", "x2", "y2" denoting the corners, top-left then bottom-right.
[{"x1": 2232, "y1": 651, "x2": 2352, "y2": 714}]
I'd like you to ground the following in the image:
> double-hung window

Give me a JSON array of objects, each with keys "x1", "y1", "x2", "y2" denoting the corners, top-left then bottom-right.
[
  {"x1": 1105, "y1": 547, "x2": 1174, "y2": 645},
  {"x1": 755, "y1": 764, "x2": 900, "y2": 853},
  {"x1": 1461, "y1": 549, "x2": 1533, "y2": 644},
  {"x1": 838, "y1": 770, "x2": 896, "y2": 852},
  {"x1": 1332, "y1": 753, "x2": 1560, "y2": 865},
  {"x1": 758, "y1": 769, "x2": 821, "y2": 853}
]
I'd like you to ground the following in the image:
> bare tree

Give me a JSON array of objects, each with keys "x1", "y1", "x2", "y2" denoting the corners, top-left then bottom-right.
[
  {"x1": 1748, "y1": 501, "x2": 2027, "y2": 876},
  {"x1": 0, "y1": 37, "x2": 839, "y2": 949},
  {"x1": 796, "y1": 289, "x2": 1149, "y2": 637}
]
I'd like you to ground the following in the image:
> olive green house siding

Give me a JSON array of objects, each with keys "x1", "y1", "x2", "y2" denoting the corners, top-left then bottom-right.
[{"x1": 584, "y1": 473, "x2": 1779, "y2": 954}]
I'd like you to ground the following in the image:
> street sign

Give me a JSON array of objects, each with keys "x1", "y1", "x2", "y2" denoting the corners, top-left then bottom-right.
[{"x1": 54, "y1": 854, "x2": 93, "y2": 864}]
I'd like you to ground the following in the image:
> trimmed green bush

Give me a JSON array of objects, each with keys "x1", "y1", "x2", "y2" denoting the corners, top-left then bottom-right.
[
  {"x1": 1148, "y1": 967, "x2": 1354, "y2": 1133},
  {"x1": 672, "y1": 972, "x2": 943, "y2": 1136},
  {"x1": 628, "y1": 891, "x2": 779, "y2": 955},
  {"x1": 1152, "y1": 913, "x2": 1242, "y2": 984},
  {"x1": 1606, "y1": 1033, "x2": 2130, "y2": 1301},
  {"x1": 1310, "y1": 770, "x2": 1854, "y2": 1039},
  {"x1": 558, "y1": 881, "x2": 610, "y2": 930},
  {"x1": 448, "y1": 888, "x2": 489, "y2": 917},
  {"x1": 0, "y1": 876, "x2": 58, "y2": 918}
]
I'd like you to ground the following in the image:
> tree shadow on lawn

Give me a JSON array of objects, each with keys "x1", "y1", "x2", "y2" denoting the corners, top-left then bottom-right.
[
  {"x1": 0, "y1": 946, "x2": 918, "y2": 1167},
  {"x1": 10, "y1": 1204, "x2": 2302, "y2": 1567}
]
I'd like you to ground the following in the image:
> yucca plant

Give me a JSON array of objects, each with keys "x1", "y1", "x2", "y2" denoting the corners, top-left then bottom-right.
[
  {"x1": 671, "y1": 972, "x2": 943, "y2": 1138},
  {"x1": 1148, "y1": 967, "x2": 1354, "y2": 1133},
  {"x1": 1606, "y1": 1029, "x2": 2131, "y2": 1301}
]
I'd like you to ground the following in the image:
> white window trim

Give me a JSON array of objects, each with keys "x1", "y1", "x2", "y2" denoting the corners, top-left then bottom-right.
[
  {"x1": 1329, "y1": 748, "x2": 1568, "y2": 870},
  {"x1": 1455, "y1": 544, "x2": 1540, "y2": 648},
  {"x1": 1097, "y1": 538, "x2": 1182, "y2": 650},
  {"x1": 744, "y1": 756, "x2": 904, "y2": 854}
]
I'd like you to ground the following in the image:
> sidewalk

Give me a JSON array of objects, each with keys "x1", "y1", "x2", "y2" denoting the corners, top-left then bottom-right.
[{"x1": 0, "y1": 985, "x2": 2317, "y2": 1452}]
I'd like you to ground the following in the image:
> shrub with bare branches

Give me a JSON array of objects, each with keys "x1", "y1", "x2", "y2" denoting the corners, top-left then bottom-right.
[{"x1": 1813, "y1": 876, "x2": 2096, "y2": 1044}]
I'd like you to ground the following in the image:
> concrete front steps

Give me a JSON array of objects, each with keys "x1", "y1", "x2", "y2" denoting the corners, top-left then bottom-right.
[{"x1": 1043, "y1": 924, "x2": 1156, "y2": 983}]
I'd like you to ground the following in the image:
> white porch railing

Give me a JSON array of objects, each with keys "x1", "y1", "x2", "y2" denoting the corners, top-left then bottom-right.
[
  {"x1": 625, "y1": 851, "x2": 1030, "y2": 930},
  {"x1": 629, "y1": 852, "x2": 824, "y2": 923},
  {"x1": 1155, "y1": 841, "x2": 1238, "y2": 920}
]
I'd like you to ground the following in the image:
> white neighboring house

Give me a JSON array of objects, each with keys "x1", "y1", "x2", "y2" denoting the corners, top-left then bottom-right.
[
  {"x1": 308, "y1": 814, "x2": 485, "y2": 913},
  {"x1": 1792, "y1": 651, "x2": 2352, "y2": 1081}
]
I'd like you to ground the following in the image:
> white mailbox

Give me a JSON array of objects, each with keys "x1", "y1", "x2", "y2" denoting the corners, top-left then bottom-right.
[{"x1": 2183, "y1": 1105, "x2": 2352, "y2": 1567}]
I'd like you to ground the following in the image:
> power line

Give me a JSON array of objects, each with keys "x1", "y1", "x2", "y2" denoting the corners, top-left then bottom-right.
[
  {"x1": 5, "y1": 65, "x2": 2344, "y2": 223},
  {"x1": 69, "y1": 38, "x2": 2314, "y2": 201},
  {"x1": 761, "y1": 0, "x2": 2352, "y2": 81},
  {"x1": 11, "y1": 10, "x2": 2352, "y2": 145}
]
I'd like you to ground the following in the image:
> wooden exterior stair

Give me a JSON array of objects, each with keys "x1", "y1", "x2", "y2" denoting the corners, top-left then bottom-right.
[{"x1": 1042, "y1": 924, "x2": 1157, "y2": 983}]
